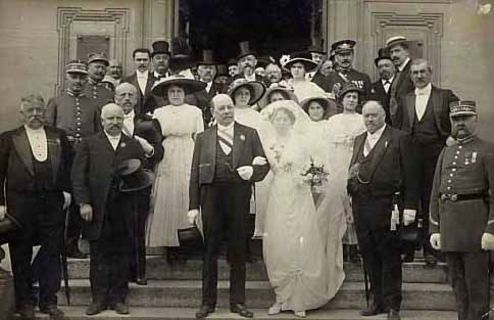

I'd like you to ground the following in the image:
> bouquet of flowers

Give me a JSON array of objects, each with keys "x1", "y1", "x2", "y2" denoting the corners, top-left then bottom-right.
[{"x1": 301, "y1": 157, "x2": 329, "y2": 204}]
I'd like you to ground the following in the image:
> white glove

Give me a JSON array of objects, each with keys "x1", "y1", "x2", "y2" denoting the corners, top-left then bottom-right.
[
  {"x1": 0, "y1": 205, "x2": 6, "y2": 221},
  {"x1": 430, "y1": 233, "x2": 441, "y2": 250},
  {"x1": 403, "y1": 209, "x2": 416, "y2": 226},
  {"x1": 134, "y1": 135, "x2": 154, "y2": 156},
  {"x1": 481, "y1": 232, "x2": 494, "y2": 251},
  {"x1": 252, "y1": 156, "x2": 267, "y2": 166},
  {"x1": 62, "y1": 192, "x2": 72, "y2": 210},
  {"x1": 236, "y1": 166, "x2": 254, "y2": 181},
  {"x1": 187, "y1": 209, "x2": 199, "y2": 225},
  {"x1": 80, "y1": 203, "x2": 93, "y2": 222}
]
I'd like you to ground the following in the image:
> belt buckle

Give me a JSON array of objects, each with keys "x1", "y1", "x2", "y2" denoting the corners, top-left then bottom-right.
[
  {"x1": 450, "y1": 194, "x2": 458, "y2": 201},
  {"x1": 440, "y1": 194, "x2": 448, "y2": 201}
]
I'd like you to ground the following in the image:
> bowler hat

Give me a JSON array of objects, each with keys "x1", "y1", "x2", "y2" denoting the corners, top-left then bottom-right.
[
  {"x1": 331, "y1": 40, "x2": 356, "y2": 54},
  {"x1": 118, "y1": 159, "x2": 155, "y2": 192},
  {"x1": 228, "y1": 79, "x2": 266, "y2": 106},
  {"x1": 283, "y1": 51, "x2": 318, "y2": 72},
  {"x1": 151, "y1": 40, "x2": 171, "y2": 57},
  {"x1": 151, "y1": 75, "x2": 206, "y2": 96},
  {"x1": 88, "y1": 53, "x2": 109, "y2": 66},
  {"x1": 374, "y1": 47, "x2": 392, "y2": 66},
  {"x1": 237, "y1": 41, "x2": 256, "y2": 60}
]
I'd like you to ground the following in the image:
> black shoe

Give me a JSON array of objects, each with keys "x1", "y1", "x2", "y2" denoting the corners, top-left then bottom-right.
[
  {"x1": 113, "y1": 302, "x2": 129, "y2": 315},
  {"x1": 86, "y1": 303, "x2": 106, "y2": 316},
  {"x1": 230, "y1": 304, "x2": 254, "y2": 318},
  {"x1": 17, "y1": 304, "x2": 35, "y2": 320},
  {"x1": 136, "y1": 276, "x2": 148, "y2": 286},
  {"x1": 360, "y1": 303, "x2": 385, "y2": 316},
  {"x1": 39, "y1": 305, "x2": 64, "y2": 319},
  {"x1": 195, "y1": 305, "x2": 215, "y2": 318},
  {"x1": 387, "y1": 309, "x2": 401, "y2": 320},
  {"x1": 424, "y1": 254, "x2": 437, "y2": 268}
]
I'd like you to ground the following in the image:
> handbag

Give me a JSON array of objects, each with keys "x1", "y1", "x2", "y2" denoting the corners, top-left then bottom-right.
[
  {"x1": 0, "y1": 213, "x2": 21, "y2": 245},
  {"x1": 177, "y1": 225, "x2": 204, "y2": 251}
]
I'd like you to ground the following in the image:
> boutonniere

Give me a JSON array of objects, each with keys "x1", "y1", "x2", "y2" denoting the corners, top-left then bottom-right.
[
  {"x1": 384, "y1": 140, "x2": 389, "y2": 148},
  {"x1": 240, "y1": 134, "x2": 245, "y2": 141},
  {"x1": 119, "y1": 142, "x2": 126, "y2": 148}
]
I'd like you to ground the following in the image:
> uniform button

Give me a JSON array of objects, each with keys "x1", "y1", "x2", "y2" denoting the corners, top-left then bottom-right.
[
  {"x1": 456, "y1": 151, "x2": 460, "y2": 154},
  {"x1": 447, "y1": 179, "x2": 452, "y2": 183},
  {"x1": 452, "y1": 162, "x2": 457, "y2": 165},
  {"x1": 76, "y1": 133, "x2": 81, "y2": 137},
  {"x1": 454, "y1": 156, "x2": 458, "y2": 159},
  {"x1": 76, "y1": 128, "x2": 80, "y2": 131},
  {"x1": 77, "y1": 117, "x2": 81, "y2": 121},
  {"x1": 452, "y1": 168, "x2": 457, "y2": 172},
  {"x1": 77, "y1": 122, "x2": 81, "y2": 125},
  {"x1": 458, "y1": 145, "x2": 462, "y2": 149},
  {"x1": 450, "y1": 173, "x2": 454, "y2": 177},
  {"x1": 447, "y1": 186, "x2": 451, "y2": 190}
]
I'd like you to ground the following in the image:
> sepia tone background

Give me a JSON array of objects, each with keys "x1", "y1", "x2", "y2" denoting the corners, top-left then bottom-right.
[{"x1": 0, "y1": 0, "x2": 493, "y2": 139}]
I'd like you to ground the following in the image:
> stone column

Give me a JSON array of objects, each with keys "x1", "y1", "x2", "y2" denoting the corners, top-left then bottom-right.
[{"x1": 143, "y1": 0, "x2": 178, "y2": 46}]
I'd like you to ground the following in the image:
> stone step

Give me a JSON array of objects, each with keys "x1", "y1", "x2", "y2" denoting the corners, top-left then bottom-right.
[
  {"x1": 67, "y1": 257, "x2": 449, "y2": 283},
  {"x1": 56, "y1": 279, "x2": 469, "y2": 311},
  {"x1": 14, "y1": 306, "x2": 459, "y2": 320}
]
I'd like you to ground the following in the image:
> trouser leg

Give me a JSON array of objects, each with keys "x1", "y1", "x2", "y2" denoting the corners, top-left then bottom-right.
[{"x1": 445, "y1": 252, "x2": 469, "y2": 320}]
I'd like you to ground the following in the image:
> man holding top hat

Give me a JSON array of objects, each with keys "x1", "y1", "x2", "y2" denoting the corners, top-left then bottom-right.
[
  {"x1": 429, "y1": 100, "x2": 494, "y2": 320},
  {"x1": 0, "y1": 94, "x2": 72, "y2": 319},
  {"x1": 71, "y1": 103, "x2": 147, "y2": 315},
  {"x1": 323, "y1": 40, "x2": 372, "y2": 102},
  {"x1": 84, "y1": 53, "x2": 114, "y2": 110},
  {"x1": 188, "y1": 94, "x2": 270, "y2": 318}
]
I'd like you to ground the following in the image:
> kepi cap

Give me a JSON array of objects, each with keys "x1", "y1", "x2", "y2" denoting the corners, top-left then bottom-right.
[
  {"x1": 450, "y1": 100, "x2": 477, "y2": 117},
  {"x1": 87, "y1": 53, "x2": 109, "y2": 66},
  {"x1": 331, "y1": 40, "x2": 356, "y2": 54},
  {"x1": 66, "y1": 60, "x2": 88, "y2": 75}
]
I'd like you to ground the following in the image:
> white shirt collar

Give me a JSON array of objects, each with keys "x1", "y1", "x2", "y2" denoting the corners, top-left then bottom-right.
[
  {"x1": 382, "y1": 75, "x2": 394, "y2": 85},
  {"x1": 124, "y1": 110, "x2": 135, "y2": 120},
  {"x1": 104, "y1": 131, "x2": 122, "y2": 150},
  {"x1": 415, "y1": 83, "x2": 432, "y2": 95},
  {"x1": 367, "y1": 123, "x2": 386, "y2": 140},
  {"x1": 136, "y1": 70, "x2": 148, "y2": 78},
  {"x1": 398, "y1": 57, "x2": 410, "y2": 72},
  {"x1": 204, "y1": 81, "x2": 213, "y2": 92},
  {"x1": 217, "y1": 122, "x2": 234, "y2": 132},
  {"x1": 24, "y1": 125, "x2": 45, "y2": 134}
]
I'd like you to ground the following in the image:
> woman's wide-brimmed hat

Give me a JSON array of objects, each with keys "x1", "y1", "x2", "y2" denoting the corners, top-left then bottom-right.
[
  {"x1": 117, "y1": 159, "x2": 155, "y2": 193},
  {"x1": 300, "y1": 95, "x2": 338, "y2": 119},
  {"x1": 337, "y1": 82, "x2": 364, "y2": 101},
  {"x1": 151, "y1": 75, "x2": 206, "y2": 96},
  {"x1": 258, "y1": 84, "x2": 299, "y2": 109},
  {"x1": 228, "y1": 78, "x2": 266, "y2": 106},
  {"x1": 283, "y1": 51, "x2": 318, "y2": 72}
]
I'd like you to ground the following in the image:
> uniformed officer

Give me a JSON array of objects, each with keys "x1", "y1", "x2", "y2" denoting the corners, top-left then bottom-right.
[
  {"x1": 321, "y1": 40, "x2": 372, "y2": 104},
  {"x1": 46, "y1": 60, "x2": 102, "y2": 258},
  {"x1": 429, "y1": 100, "x2": 494, "y2": 320},
  {"x1": 84, "y1": 53, "x2": 114, "y2": 110}
]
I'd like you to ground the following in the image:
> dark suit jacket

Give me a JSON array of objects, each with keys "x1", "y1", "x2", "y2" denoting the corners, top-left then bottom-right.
[
  {"x1": 123, "y1": 72, "x2": 158, "y2": 115},
  {"x1": 395, "y1": 86, "x2": 459, "y2": 139},
  {"x1": 348, "y1": 126, "x2": 419, "y2": 210},
  {"x1": 0, "y1": 126, "x2": 72, "y2": 218},
  {"x1": 192, "y1": 82, "x2": 222, "y2": 125},
  {"x1": 189, "y1": 122, "x2": 270, "y2": 210},
  {"x1": 370, "y1": 79, "x2": 392, "y2": 124},
  {"x1": 232, "y1": 74, "x2": 270, "y2": 87},
  {"x1": 71, "y1": 132, "x2": 145, "y2": 240},
  {"x1": 392, "y1": 60, "x2": 414, "y2": 100}
]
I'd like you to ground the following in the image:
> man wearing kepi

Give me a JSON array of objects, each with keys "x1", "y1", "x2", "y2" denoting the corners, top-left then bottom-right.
[
  {"x1": 71, "y1": 103, "x2": 145, "y2": 316},
  {"x1": 348, "y1": 101, "x2": 419, "y2": 320},
  {"x1": 0, "y1": 94, "x2": 72, "y2": 319},
  {"x1": 188, "y1": 94, "x2": 270, "y2": 319},
  {"x1": 429, "y1": 100, "x2": 494, "y2": 320}
]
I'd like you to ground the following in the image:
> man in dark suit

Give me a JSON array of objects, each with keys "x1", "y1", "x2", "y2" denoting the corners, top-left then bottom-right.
[
  {"x1": 429, "y1": 101, "x2": 494, "y2": 320},
  {"x1": 386, "y1": 36, "x2": 415, "y2": 125},
  {"x1": 370, "y1": 48, "x2": 396, "y2": 124},
  {"x1": 395, "y1": 59, "x2": 459, "y2": 265},
  {"x1": 232, "y1": 41, "x2": 270, "y2": 86},
  {"x1": 71, "y1": 103, "x2": 145, "y2": 315},
  {"x1": 114, "y1": 82, "x2": 164, "y2": 285},
  {"x1": 194, "y1": 50, "x2": 221, "y2": 125},
  {"x1": 123, "y1": 48, "x2": 158, "y2": 115},
  {"x1": 188, "y1": 94, "x2": 270, "y2": 318},
  {"x1": 0, "y1": 94, "x2": 72, "y2": 319},
  {"x1": 348, "y1": 101, "x2": 419, "y2": 320}
]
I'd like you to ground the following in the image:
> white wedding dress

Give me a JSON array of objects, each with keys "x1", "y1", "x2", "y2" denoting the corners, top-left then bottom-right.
[{"x1": 260, "y1": 101, "x2": 344, "y2": 313}]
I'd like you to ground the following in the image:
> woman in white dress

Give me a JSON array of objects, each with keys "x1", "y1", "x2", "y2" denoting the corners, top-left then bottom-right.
[
  {"x1": 319, "y1": 83, "x2": 366, "y2": 264},
  {"x1": 283, "y1": 52, "x2": 332, "y2": 102},
  {"x1": 261, "y1": 100, "x2": 341, "y2": 318},
  {"x1": 146, "y1": 76, "x2": 205, "y2": 263}
]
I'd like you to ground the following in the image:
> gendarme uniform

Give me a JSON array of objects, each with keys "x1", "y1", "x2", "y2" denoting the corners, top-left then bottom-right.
[
  {"x1": 84, "y1": 53, "x2": 114, "y2": 110},
  {"x1": 46, "y1": 61, "x2": 101, "y2": 143},
  {"x1": 429, "y1": 100, "x2": 494, "y2": 320}
]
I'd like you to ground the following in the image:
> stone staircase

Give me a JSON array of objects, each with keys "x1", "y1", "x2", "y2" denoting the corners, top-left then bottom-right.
[{"x1": 13, "y1": 255, "x2": 483, "y2": 319}]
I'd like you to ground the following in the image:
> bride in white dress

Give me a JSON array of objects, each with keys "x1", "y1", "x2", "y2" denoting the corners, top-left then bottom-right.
[{"x1": 260, "y1": 100, "x2": 342, "y2": 317}]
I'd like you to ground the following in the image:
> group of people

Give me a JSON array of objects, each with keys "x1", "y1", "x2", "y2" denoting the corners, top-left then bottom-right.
[{"x1": 0, "y1": 32, "x2": 492, "y2": 320}]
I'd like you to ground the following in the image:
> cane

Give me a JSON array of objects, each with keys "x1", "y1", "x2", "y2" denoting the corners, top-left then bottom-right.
[
  {"x1": 62, "y1": 206, "x2": 71, "y2": 305},
  {"x1": 132, "y1": 192, "x2": 140, "y2": 282}
]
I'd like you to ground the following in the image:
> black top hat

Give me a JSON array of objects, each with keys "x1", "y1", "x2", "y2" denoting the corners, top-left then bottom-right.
[
  {"x1": 237, "y1": 41, "x2": 256, "y2": 60},
  {"x1": 307, "y1": 44, "x2": 326, "y2": 55},
  {"x1": 170, "y1": 37, "x2": 193, "y2": 68},
  {"x1": 151, "y1": 40, "x2": 171, "y2": 57},
  {"x1": 227, "y1": 58, "x2": 238, "y2": 67},
  {"x1": 216, "y1": 64, "x2": 228, "y2": 77},
  {"x1": 256, "y1": 56, "x2": 275, "y2": 68},
  {"x1": 374, "y1": 47, "x2": 392, "y2": 66},
  {"x1": 151, "y1": 75, "x2": 207, "y2": 97},
  {"x1": 283, "y1": 51, "x2": 318, "y2": 72},
  {"x1": 197, "y1": 50, "x2": 217, "y2": 66},
  {"x1": 331, "y1": 40, "x2": 356, "y2": 54},
  {"x1": 117, "y1": 159, "x2": 155, "y2": 192}
]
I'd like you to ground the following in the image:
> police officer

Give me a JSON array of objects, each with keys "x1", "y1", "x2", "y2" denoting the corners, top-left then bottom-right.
[
  {"x1": 46, "y1": 60, "x2": 101, "y2": 258},
  {"x1": 84, "y1": 53, "x2": 114, "y2": 110},
  {"x1": 429, "y1": 100, "x2": 494, "y2": 320}
]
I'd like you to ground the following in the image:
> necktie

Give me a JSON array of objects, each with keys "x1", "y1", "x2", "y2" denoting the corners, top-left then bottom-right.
[
  {"x1": 363, "y1": 138, "x2": 372, "y2": 157},
  {"x1": 217, "y1": 130, "x2": 233, "y2": 155}
]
